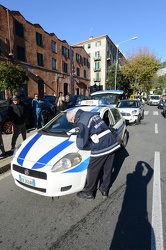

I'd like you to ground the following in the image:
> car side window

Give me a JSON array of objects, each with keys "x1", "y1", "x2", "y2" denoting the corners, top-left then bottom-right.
[
  {"x1": 111, "y1": 108, "x2": 121, "y2": 123},
  {"x1": 103, "y1": 110, "x2": 114, "y2": 127}
]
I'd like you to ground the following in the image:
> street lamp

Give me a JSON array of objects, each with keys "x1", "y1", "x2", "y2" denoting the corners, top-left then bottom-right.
[{"x1": 114, "y1": 36, "x2": 137, "y2": 90}]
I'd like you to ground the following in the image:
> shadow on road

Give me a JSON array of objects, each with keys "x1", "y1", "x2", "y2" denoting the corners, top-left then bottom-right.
[{"x1": 109, "y1": 161, "x2": 153, "y2": 250}]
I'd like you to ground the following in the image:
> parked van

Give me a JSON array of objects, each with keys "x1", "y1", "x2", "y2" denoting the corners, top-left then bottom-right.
[{"x1": 147, "y1": 95, "x2": 160, "y2": 106}]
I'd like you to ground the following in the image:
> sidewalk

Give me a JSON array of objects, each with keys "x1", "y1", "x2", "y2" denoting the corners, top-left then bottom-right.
[{"x1": 0, "y1": 129, "x2": 36, "y2": 174}]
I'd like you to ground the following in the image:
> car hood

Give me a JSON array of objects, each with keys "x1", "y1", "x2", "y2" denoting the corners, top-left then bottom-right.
[
  {"x1": 118, "y1": 107, "x2": 139, "y2": 113},
  {"x1": 14, "y1": 132, "x2": 81, "y2": 169}
]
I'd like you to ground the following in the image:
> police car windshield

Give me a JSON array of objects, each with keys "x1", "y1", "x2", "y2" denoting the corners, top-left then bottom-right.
[
  {"x1": 42, "y1": 112, "x2": 73, "y2": 134},
  {"x1": 91, "y1": 93, "x2": 119, "y2": 105}
]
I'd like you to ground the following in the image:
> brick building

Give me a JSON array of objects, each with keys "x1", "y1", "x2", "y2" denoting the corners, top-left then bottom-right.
[{"x1": 0, "y1": 4, "x2": 90, "y2": 99}]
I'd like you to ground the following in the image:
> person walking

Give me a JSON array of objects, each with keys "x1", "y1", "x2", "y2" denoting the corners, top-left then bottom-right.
[
  {"x1": 32, "y1": 93, "x2": 44, "y2": 129},
  {"x1": 8, "y1": 96, "x2": 26, "y2": 151},
  {"x1": 0, "y1": 113, "x2": 6, "y2": 158},
  {"x1": 66, "y1": 109, "x2": 121, "y2": 200}
]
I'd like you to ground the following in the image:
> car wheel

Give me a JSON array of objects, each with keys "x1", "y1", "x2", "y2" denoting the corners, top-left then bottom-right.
[
  {"x1": 121, "y1": 130, "x2": 128, "y2": 148},
  {"x1": 136, "y1": 115, "x2": 141, "y2": 125},
  {"x1": 2, "y1": 120, "x2": 13, "y2": 134},
  {"x1": 141, "y1": 111, "x2": 144, "y2": 120}
]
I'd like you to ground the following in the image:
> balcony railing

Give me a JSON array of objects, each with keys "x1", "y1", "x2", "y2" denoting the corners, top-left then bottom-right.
[
  {"x1": 93, "y1": 56, "x2": 101, "y2": 61},
  {"x1": 93, "y1": 78, "x2": 101, "y2": 82},
  {"x1": 94, "y1": 67, "x2": 101, "y2": 72}
]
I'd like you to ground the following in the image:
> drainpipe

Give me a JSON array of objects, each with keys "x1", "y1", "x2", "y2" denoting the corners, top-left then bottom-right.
[{"x1": 6, "y1": 8, "x2": 13, "y2": 57}]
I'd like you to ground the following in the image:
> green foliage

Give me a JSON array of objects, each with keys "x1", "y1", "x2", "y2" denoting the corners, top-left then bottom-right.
[
  {"x1": 0, "y1": 62, "x2": 29, "y2": 91},
  {"x1": 122, "y1": 48, "x2": 160, "y2": 93}
]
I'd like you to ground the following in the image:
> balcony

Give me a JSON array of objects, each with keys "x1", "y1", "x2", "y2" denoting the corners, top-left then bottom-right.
[
  {"x1": 93, "y1": 78, "x2": 101, "y2": 82},
  {"x1": 93, "y1": 56, "x2": 101, "y2": 61},
  {"x1": 94, "y1": 67, "x2": 101, "y2": 72}
]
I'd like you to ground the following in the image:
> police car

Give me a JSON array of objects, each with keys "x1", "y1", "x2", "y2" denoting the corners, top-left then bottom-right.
[
  {"x1": 11, "y1": 100, "x2": 128, "y2": 197},
  {"x1": 91, "y1": 90, "x2": 124, "y2": 107}
]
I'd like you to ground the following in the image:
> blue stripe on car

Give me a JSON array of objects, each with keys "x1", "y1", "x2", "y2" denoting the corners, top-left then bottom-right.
[
  {"x1": 63, "y1": 157, "x2": 90, "y2": 173},
  {"x1": 32, "y1": 139, "x2": 73, "y2": 169},
  {"x1": 17, "y1": 133, "x2": 42, "y2": 165}
]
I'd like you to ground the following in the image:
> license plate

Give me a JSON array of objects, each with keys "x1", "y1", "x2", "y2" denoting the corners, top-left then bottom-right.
[{"x1": 19, "y1": 175, "x2": 35, "y2": 186}]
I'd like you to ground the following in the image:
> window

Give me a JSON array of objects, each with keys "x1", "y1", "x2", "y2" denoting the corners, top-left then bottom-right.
[
  {"x1": 95, "y1": 51, "x2": 100, "y2": 59},
  {"x1": 95, "y1": 41, "x2": 101, "y2": 47},
  {"x1": 15, "y1": 21, "x2": 24, "y2": 37},
  {"x1": 76, "y1": 53, "x2": 79, "y2": 62},
  {"x1": 84, "y1": 57, "x2": 87, "y2": 66},
  {"x1": 37, "y1": 53, "x2": 44, "y2": 66},
  {"x1": 88, "y1": 43, "x2": 91, "y2": 49},
  {"x1": 36, "y1": 32, "x2": 43, "y2": 47},
  {"x1": 63, "y1": 62, "x2": 68, "y2": 73},
  {"x1": 51, "y1": 41, "x2": 56, "y2": 52},
  {"x1": 52, "y1": 58, "x2": 56, "y2": 69},
  {"x1": 62, "y1": 46, "x2": 69, "y2": 58},
  {"x1": 76, "y1": 67, "x2": 80, "y2": 76},
  {"x1": 17, "y1": 46, "x2": 25, "y2": 61},
  {"x1": 95, "y1": 61, "x2": 100, "y2": 70},
  {"x1": 84, "y1": 70, "x2": 86, "y2": 78},
  {"x1": 96, "y1": 72, "x2": 100, "y2": 81},
  {"x1": 111, "y1": 108, "x2": 121, "y2": 123}
]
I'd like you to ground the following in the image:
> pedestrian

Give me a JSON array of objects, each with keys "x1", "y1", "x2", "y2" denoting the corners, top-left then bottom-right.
[
  {"x1": 63, "y1": 95, "x2": 74, "y2": 109},
  {"x1": 32, "y1": 93, "x2": 44, "y2": 129},
  {"x1": 66, "y1": 109, "x2": 121, "y2": 200},
  {"x1": 0, "y1": 113, "x2": 6, "y2": 158},
  {"x1": 56, "y1": 92, "x2": 65, "y2": 114},
  {"x1": 8, "y1": 96, "x2": 26, "y2": 151}
]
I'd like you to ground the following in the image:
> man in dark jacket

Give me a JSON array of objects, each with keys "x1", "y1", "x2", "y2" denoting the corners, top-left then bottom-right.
[
  {"x1": 66, "y1": 109, "x2": 120, "y2": 199},
  {"x1": 8, "y1": 96, "x2": 26, "y2": 150}
]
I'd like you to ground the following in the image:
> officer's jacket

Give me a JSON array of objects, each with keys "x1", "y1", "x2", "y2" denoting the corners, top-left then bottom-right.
[{"x1": 74, "y1": 109, "x2": 120, "y2": 157}]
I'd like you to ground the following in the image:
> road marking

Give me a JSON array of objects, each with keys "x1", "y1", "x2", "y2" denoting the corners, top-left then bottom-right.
[
  {"x1": 155, "y1": 124, "x2": 158, "y2": 134},
  {"x1": 144, "y1": 111, "x2": 149, "y2": 115},
  {"x1": 0, "y1": 170, "x2": 11, "y2": 180},
  {"x1": 153, "y1": 111, "x2": 159, "y2": 115},
  {"x1": 151, "y1": 151, "x2": 164, "y2": 250}
]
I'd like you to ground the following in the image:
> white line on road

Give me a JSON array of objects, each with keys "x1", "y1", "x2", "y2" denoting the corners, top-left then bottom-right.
[
  {"x1": 151, "y1": 151, "x2": 164, "y2": 250},
  {"x1": 155, "y1": 124, "x2": 158, "y2": 134},
  {"x1": 153, "y1": 111, "x2": 159, "y2": 115},
  {"x1": 144, "y1": 111, "x2": 149, "y2": 115}
]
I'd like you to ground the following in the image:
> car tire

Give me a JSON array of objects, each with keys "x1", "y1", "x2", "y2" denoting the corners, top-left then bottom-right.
[
  {"x1": 141, "y1": 111, "x2": 144, "y2": 120},
  {"x1": 121, "y1": 130, "x2": 128, "y2": 148},
  {"x1": 2, "y1": 120, "x2": 13, "y2": 134},
  {"x1": 136, "y1": 115, "x2": 141, "y2": 125}
]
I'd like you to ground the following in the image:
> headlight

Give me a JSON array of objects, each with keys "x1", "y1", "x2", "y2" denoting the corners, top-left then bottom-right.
[
  {"x1": 132, "y1": 110, "x2": 138, "y2": 115},
  {"x1": 51, "y1": 153, "x2": 82, "y2": 172}
]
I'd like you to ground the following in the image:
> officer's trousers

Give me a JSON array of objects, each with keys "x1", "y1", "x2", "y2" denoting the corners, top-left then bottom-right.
[{"x1": 84, "y1": 153, "x2": 115, "y2": 194}]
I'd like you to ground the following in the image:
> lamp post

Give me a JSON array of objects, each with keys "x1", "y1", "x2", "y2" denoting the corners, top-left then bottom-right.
[{"x1": 114, "y1": 36, "x2": 137, "y2": 90}]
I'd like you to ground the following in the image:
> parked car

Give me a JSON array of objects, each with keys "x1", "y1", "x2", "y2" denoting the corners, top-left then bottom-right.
[
  {"x1": 0, "y1": 97, "x2": 55, "y2": 134},
  {"x1": 91, "y1": 90, "x2": 124, "y2": 107},
  {"x1": 158, "y1": 98, "x2": 166, "y2": 109},
  {"x1": 68, "y1": 94, "x2": 89, "y2": 106},
  {"x1": 147, "y1": 95, "x2": 160, "y2": 106},
  {"x1": 162, "y1": 102, "x2": 166, "y2": 117},
  {"x1": 117, "y1": 99, "x2": 144, "y2": 125},
  {"x1": 11, "y1": 99, "x2": 128, "y2": 197}
]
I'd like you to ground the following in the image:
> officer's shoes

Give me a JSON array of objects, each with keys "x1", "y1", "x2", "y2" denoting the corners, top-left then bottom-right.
[
  {"x1": 99, "y1": 188, "x2": 108, "y2": 198},
  {"x1": 77, "y1": 191, "x2": 94, "y2": 200}
]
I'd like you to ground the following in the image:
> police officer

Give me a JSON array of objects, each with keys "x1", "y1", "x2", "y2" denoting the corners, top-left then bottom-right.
[{"x1": 66, "y1": 109, "x2": 120, "y2": 199}]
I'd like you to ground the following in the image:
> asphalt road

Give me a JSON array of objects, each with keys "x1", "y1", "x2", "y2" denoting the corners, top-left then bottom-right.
[{"x1": 0, "y1": 105, "x2": 165, "y2": 250}]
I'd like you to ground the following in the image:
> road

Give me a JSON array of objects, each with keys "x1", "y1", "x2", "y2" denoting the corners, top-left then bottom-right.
[{"x1": 0, "y1": 105, "x2": 165, "y2": 250}]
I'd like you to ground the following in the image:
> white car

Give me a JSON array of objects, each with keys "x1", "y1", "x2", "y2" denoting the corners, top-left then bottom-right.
[
  {"x1": 147, "y1": 95, "x2": 160, "y2": 106},
  {"x1": 11, "y1": 100, "x2": 128, "y2": 197},
  {"x1": 117, "y1": 99, "x2": 144, "y2": 125},
  {"x1": 91, "y1": 90, "x2": 124, "y2": 107}
]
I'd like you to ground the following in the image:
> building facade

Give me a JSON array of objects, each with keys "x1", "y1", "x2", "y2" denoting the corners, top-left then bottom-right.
[
  {"x1": 0, "y1": 4, "x2": 90, "y2": 99},
  {"x1": 73, "y1": 35, "x2": 125, "y2": 91}
]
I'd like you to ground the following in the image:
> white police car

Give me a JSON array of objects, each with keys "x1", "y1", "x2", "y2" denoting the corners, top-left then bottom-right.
[
  {"x1": 11, "y1": 100, "x2": 128, "y2": 197},
  {"x1": 91, "y1": 90, "x2": 124, "y2": 107}
]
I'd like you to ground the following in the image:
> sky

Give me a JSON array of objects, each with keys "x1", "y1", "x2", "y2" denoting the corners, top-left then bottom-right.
[{"x1": 1, "y1": 0, "x2": 166, "y2": 62}]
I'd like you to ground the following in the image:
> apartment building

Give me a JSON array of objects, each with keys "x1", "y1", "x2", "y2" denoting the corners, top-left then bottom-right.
[
  {"x1": 73, "y1": 35, "x2": 125, "y2": 91},
  {"x1": 0, "y1": 4, "x2": 90, "y2": 98}
]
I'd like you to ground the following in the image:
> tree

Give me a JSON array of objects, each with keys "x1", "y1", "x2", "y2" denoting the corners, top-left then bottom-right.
[
  {"x1": 0, "y1": 62, "x2": 29, "y2": 92},
  {"x1": 121, "y1": 48, "x2": 161, "y2": 94},
  {"x1": 106, "y1": 64, "x2": 130, "y2": 91}
]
